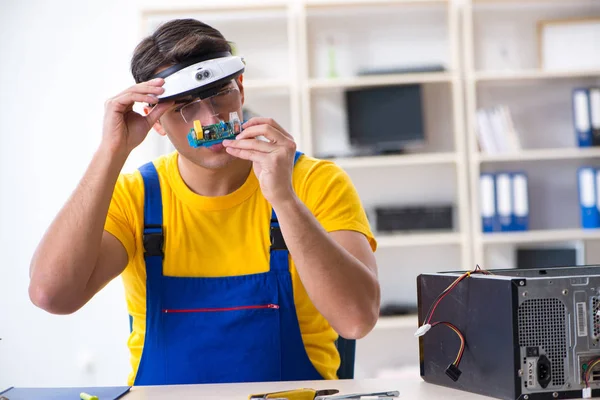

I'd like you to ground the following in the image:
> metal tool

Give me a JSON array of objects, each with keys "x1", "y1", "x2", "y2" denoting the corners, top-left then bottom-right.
[{"x1": 314, "y1": 390, "x2": 400, "y2": 400}]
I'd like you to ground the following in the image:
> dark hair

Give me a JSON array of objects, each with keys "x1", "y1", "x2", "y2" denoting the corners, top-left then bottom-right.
[{"x1": 130, "y1": 19, "x2": 232, "y2": 84}]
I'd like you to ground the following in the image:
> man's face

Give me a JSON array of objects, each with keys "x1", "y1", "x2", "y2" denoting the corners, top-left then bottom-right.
[{"x1": 156, "y1": 78, "x2": 245, "y2": 170}]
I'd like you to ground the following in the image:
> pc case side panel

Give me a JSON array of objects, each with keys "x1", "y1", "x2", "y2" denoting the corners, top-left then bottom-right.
[
  {"x1": 418, "y1": 273, "x2": 518, "y2": 400},
  {"x1": 417, "y1": 274, "x2": 426, "y2": 378}
]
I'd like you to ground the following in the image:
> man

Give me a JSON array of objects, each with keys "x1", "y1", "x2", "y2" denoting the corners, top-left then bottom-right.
[{"x1": 29, "y1": 18, "x2": 380, "y2": 386}]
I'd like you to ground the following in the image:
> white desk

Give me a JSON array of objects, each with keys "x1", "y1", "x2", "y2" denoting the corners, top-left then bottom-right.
[{"x1": 124, "y1": 378, "x2": 493, "y2": 399}]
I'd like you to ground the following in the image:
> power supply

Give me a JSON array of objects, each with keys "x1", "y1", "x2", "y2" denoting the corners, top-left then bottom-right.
[{"x1": 417, "y1": 265, "x2": 600, "y2": 400}]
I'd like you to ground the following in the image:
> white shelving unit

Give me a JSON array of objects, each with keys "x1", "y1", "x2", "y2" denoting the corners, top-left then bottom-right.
[
  {"x1": 474, "y1": 68, "x2": 600, "y2": 82},
  {"x1": 296, "y1": 0, "x2": 469, "y2": 378},
  {"x1": 308, "y1": 72, "x2": 454, "y2": 89},
  {"x1": 463, "y1": 0, "x2": 600, "y2": 267},
  {"x1": 298, "y1": 0, "x2": 471, "y2": 266},
  {"x1": 330, "y1": 152, "x2": 457, "y2": 168},
  {"x1": 305, "y1": 0, "x2": 448, "y2": 6},
  {"x1": 475, "y1": 147, "x2": 600, "y2": 163},
  {"x1": 481, "y1": 228, "x2": 600, "y2": 245}
]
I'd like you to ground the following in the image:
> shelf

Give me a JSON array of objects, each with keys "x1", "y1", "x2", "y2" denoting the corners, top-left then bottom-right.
[
  {"x1": 480, "y1": 228, "x2": 600, "y2": 245},
  {"x1": 475, "y1": 148, "x2": 600, "y2": 163},
  {"x1": 376, "y1": 232, "x2": 463, "y2": 248},
  {"x1": 329, "y1": 152, "x2": 457, "y2": 169},
  {"x1": 473, "y1": 0, "x2": 596, "y2": 4},
  {"x1": 141, "y1": 2, "x2": 288, "y2": 16},
  {"x1": 243, "y1": 79, "x2": 291, "y2": 91},
  {"x1": 473, "y1": 69, "x2": 600, "y2": 82},
  {"x1": 305, "y1": 0, "x2": 447, "y2": 8},
  {"x1": 307, "y1": 72, "x2": 454, "y2": 90},
  {"x1": 374, "y1": 315, "x2": 418, "y2": 331}
]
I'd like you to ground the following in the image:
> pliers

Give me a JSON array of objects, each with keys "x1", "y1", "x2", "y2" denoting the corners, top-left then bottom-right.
[{"x1": 249, "y1": 388, "x2": 340, "y2": 400}]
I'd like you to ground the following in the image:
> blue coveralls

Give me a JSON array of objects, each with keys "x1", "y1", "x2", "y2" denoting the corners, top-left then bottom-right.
[{"x1": 132, "y1": 151, "x2": 326, "y2": 385}]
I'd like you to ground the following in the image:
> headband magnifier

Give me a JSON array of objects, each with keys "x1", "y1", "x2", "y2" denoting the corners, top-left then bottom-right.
[{"x1": 151, "y1": 52, "x2": 247, "y2": 148}]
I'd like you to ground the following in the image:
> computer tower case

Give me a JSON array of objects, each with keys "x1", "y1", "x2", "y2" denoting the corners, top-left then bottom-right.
[{"x1": 417, "y1": 266, "x2": 600, "y2": 400}]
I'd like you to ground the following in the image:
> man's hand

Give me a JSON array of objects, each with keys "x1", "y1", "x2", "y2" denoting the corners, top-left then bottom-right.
[
  {"x1": 222, "y1": 117, "x2": 297, "y2": 205},
  {"x1": 102, "y1": 78, "x2": 173, "y2": 157}
]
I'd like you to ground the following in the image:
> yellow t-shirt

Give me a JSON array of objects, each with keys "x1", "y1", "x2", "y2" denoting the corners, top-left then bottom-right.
[{"x1": 104, "y1": 151, "x2": 377, "y2": 385}]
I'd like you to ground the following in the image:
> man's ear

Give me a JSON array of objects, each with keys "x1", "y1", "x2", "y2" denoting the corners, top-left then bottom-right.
[
  {"x1": 153, "y1": 119, "x2": 168, "y2": 137},
  {"x1": 143, "y1": 106, "x2": 168, "y2": 136},
  {"x1": 237, "y1": 75, "x2": 245, "y2": 105}
]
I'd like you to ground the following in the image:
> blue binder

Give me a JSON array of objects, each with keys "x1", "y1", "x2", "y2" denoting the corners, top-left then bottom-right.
[
  {"x1": 590, "y1": 88, "x2": 600, "y2": 146},
  {"x1": 0, "y1": 386, "x2": 130, "y2": 400},
  {"x1": 573, "y1": 88, "x2": 593, "y2": 147},
  {"x1": 496, "y1": 172, "x2": 513, "y2": 231},
  {"x1": 480, "y1": 173, "x2": 496, "y2": 232},
  {"x1": 578, "y1": 167, "x2": 599, "y2": 229},
  {"x1": 511, "y1": 172, "x2": 529, "y2": 231}
]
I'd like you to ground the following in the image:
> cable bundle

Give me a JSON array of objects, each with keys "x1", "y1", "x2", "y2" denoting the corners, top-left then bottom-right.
[
  {"x1": 582, "y1": 358, "x2": 600, "y2": 398},
  {"x1": 415, "y1": 265, "x2": 492, "y2": 381}
]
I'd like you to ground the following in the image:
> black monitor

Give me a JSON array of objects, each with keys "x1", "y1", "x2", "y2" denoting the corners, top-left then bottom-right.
[
  {"x1": 516, "y1": 247, "x2": 578, "y2": 269},
  {"x1": 345, "y1": 84, "x2": 425, "y2": 154}
]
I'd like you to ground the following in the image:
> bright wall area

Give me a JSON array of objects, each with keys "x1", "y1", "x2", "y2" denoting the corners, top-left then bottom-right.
[{"x1": 0, "y1": 0, "x2": 147, "y2": 387}]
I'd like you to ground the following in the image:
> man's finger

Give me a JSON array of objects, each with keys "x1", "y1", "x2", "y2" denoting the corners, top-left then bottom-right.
[
  {"x1": 126, "y1": 85, "x2": 165, "y2": 96},
  {"x1": 236, "y1": 125, "x2": 287, "y2": 143},
  {"x1": 225, "y1": 146, "x2": 265, "y2": 162},
  {"x1": 222, "y1": 138, "x2": 276, "y2": 153},
  {"x1": 243, "y1": 117, "x2": 284, "y2": 131},
  {"x1": 242, "y1": 117, "x2": 293, "y2": 140},
  {"x1": 116, "y1": 78, "x2": 165, "y2": 97},
  {"x1": 109, "y1": 92, "x2": 159, "y2": 113},
  {"x1": 145, "y1": 101, "x2": 174, "y2": 126}
]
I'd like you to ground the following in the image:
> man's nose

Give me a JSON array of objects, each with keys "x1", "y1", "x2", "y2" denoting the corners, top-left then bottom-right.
[{"x1": 198, "y1": 109, "x2": 220, "y2": 126}]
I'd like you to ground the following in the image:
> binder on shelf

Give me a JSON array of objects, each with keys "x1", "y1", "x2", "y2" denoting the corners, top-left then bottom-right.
[
  {"x1": 512, "y1": 172, "x2": 529, "y2": 231},
  {"x1": 496, "y1": 173, "x2": 514, "y2": 231},
  {"x1": 573, "y1": 88, "x2": 593, "y2": 147},
  {"x1": 578, "y1": 167, "x2": 599, "y2": 229},
  {"x1": 476, "y1": 106, "x2": 521, "y2": 154},
  {"x1": 596, "y1": 168, "x2": 600, "y2": 228},
  {"x1": 487, "y1": 107, "x2": 509, "y2": 153},
  {"x1": 476, "y1": 109, "x2": 499, "y2": 154},
  {"x1": 487, "y1": 106, "x2": 520, "y2": 153},
  {"x1": 480, "y1": 173, "x2": 496, "y2": 233},
  {"x1": 590, "y1": 88, "x2": 600, "y2": 146},
  {"x1": 499, "y1": 106, "x2": 521, "y2": 152}
]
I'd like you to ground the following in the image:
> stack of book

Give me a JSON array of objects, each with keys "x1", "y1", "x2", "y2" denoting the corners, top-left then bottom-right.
[{"x1": 475, "y1": 105, "x2": 521, "y2": 154}]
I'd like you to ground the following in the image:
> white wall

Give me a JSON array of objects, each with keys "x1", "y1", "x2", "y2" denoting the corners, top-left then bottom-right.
[{"x1": 0, "y1": 0, "x2": 155, "y2": 387}]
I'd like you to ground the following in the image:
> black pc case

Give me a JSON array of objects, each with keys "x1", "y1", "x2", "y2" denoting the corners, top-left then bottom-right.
[{"x1": 417, "y1": 266, "x2": 600, "y2": 400}]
